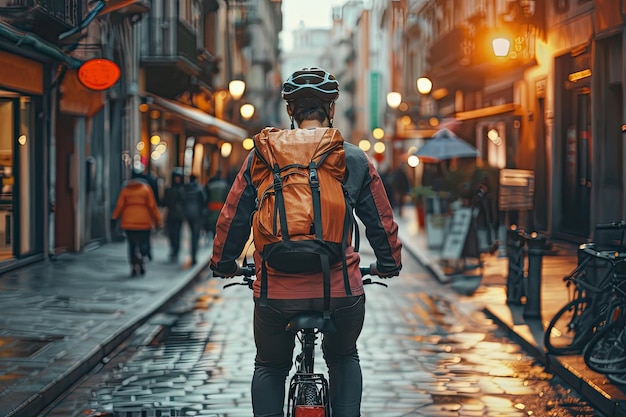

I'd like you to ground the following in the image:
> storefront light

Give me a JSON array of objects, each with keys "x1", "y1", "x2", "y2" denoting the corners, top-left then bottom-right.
[
  {"x1": 229, "y1": 80, "x2": 246, "y2": 100},
  {"x1": 372, "y1": 127, "x2": 385, "y2": 140},
  {"x1": 150, "y1": 134, "x2": 161, "y2": 145},
  {"x1": 240, "y1": 104, "x2": 255, "y2": 120},
  {"x1": 358, "y1": 139, "x2": 371, "y2": 152},
  {"x1": 492, "y1": 37, "x2": 511, "y2": 57},
  {"x1": 17, "y1": 135, "x2": 27, "y2": 145},
  {"x1": 407, "y1": 155, "x2": 420, "y2": 168},
  {"x1": 386, "y1": 92, "x2": 402, "y2": 109},
  {"x1": 221, "y1": 142, "x2": 233, "y2": 158},
  {"x1": 373, "y1": 142, "x2": 386, "y2": 154},
  {"x1": 416, "y1": 77, "x2": 433, "y2": 95},
  {"x1": 242, "y1": 138, "x2": 254, "y2": 150}
]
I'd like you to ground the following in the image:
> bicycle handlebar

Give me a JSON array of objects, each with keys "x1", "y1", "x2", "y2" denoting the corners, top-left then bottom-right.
[
  {"x1": 219, "y1": 264, "x2": 389, "y2": 288},
  {"x1": 595, "y1": 220, "x2": 626, "y2": 230}
]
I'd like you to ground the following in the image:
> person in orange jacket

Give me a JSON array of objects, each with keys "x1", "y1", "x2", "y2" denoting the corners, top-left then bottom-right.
[{"x1": 112, "y1": 170, "x2": 162, "y2": 276}]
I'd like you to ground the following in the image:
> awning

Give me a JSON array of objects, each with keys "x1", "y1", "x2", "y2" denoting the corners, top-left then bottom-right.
[{"x1": 149, "y1": 94, "x2": 248, "y2": 142}]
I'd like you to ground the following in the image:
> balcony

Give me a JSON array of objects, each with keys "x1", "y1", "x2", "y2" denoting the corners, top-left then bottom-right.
[
  {"x1": 142, "y1": 17, "x2": 201, "y2": 98},
  {"x1": 0, "y1": 0, "x2": 86, "y2": 45}
]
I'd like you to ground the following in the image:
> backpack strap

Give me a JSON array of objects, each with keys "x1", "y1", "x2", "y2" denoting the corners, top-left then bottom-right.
[
  {"x1": 320, "y1": 253, "x2": 331, "y2": 319},
  {"x1": 340, "y1": 193, "x2": 354, "y2": 296},
  {"x1": 272, "y1": 164, "x2": 290, "y2": 240},
  {"x1": 309, "y1": 161, "x2": 323, "y2": 239}
]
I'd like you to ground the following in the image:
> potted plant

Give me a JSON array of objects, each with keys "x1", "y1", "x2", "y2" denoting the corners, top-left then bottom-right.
[{"x1": 410, "y1": 185, "x2": 438, "y2": 228}]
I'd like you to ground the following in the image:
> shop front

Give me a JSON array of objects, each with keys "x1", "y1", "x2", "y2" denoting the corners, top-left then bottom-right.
[{"x1": 0, "y1": 51, "x2": 46, "y2": 267}]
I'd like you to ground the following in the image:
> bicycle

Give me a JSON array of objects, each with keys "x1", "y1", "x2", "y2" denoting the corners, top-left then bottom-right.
[
  {"x1": 221, "y1": 264, "x2": 385, "y2": 417},
  {"x1": 582, "y1": 268, "x2": 626, "y2": 378},
  {"x1": 544, "y1": 226, "x2": 626, "y2": 355}
]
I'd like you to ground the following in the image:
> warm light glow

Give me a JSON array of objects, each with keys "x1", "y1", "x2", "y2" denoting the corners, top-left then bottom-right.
[
  {"x1": 139, "y1": 103, "x2": 149, "y2": 112},
  {"x1": 151, "y1": 150, "x2": 161, "y2": 160},
  {"x1": 492, "y1": 37, "x2": 511, "y2": 57},
  {"x1": 386, "y1": 92, "x2": 402, "y2": 109},
  {"x1": 416, "y1": 77, "x2": 433, "y2": 95},
  {"x1": 221, "y1": 142, "x2": 233, "y2": 158},
  {"x1": 242, "y1": 138, "x2": 254, "y2": 150},
  {"x1": 240, "y1": 103, "x2": 255, "y2": 120},
  {"x1": 358, "y1": 139, "x2": 371, "y2": 152},
  {"x1": 429, "y1": 117, "x2": 439, "y2": 127},
  {"x1": 150, "y1": 135, "x2": 161, "y2": 145},
  {"x1": 407, "y1": 155, "x2": 420, "y2": 168},
  {"x1": 150, "y1": 110, "x2": 160, "y2": 119},
  {"x1": 136, "y1": 141, "x2": 145, "y2": 151},
  {"x1": 372, "y1": 127, "x2": 385, "y2": 140},
  {"x1": 229, "y1": 80, "x2": 246, "y2": 100},
  {"x1": 373, "y1": 141, "x2": 386, "y2": 154},
  {"x1": 155, "y1": 143, "x2": 167, "y2": 154},
  {"x1": 401, "y1": 115, "x2": 412, "y2": 126},
  {"x1": 17, "y1": 135, "x2": 27, "y2": 145},
  {"x1": 487, "y1": 129, "x2": 499, "y2": 141}
]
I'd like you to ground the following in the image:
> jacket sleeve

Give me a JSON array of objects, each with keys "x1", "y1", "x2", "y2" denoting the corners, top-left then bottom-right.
[
  {"x1": 210, "y1": 154, "x2": 257, "y2": 274},
  {"x1": 347, "y1": 145, "x2": 402, "y2": 275}
]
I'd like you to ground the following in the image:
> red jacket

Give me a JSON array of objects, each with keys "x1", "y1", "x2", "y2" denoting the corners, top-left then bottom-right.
[
  {"x1": 112, "y1": 179, "x2": 161, "y2": 231},
  {"x1": 210, "y1": 139, "x2": 402, "y2": 300}
]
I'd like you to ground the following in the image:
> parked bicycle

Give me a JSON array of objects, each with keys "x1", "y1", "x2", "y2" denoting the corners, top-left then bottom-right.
[
  {"x1": 544, "y1": 221, "x2": 626, "y2": 355},
  {"x1": 221, "y1": 264, "x2": 385, "y2": 417},
  {"x1": 582, "y1": 264, "x2": 626, "y2": 382}
]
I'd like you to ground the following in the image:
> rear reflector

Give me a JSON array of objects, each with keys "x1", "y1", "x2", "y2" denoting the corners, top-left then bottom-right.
[{"x1": 294, "y1": 405, "x2": 325, "y2": 417}]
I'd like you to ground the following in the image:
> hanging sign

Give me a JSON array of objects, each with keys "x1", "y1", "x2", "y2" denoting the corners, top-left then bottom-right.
[{"x1": 77, "y1": 58, "x2": 121, "y2": 91}]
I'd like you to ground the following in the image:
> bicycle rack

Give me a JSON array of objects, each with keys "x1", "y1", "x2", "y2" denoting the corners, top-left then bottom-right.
[{"x1": 506, "y1": 225, "x2": 526, "y2": 304}]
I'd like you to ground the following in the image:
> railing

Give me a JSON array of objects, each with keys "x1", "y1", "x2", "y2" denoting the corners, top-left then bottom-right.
[
  {"x1": 0, "y1": 0, "x2": 83, "y2": 27},
  {"x1": 145, "y1": 17, "x2": 198, "y2": 65}
]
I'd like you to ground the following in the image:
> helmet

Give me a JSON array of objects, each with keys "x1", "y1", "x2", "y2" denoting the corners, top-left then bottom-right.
[{"x1": 281, "y1": 67, "x2": 339, "y2": 102}]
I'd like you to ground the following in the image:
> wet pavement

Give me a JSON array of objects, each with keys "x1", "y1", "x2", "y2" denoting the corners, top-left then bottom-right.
[
  {"x1": 43, "y1": 244, "x2": 598, "y2": 417},
  {"x1": 0, "y1": 207, "x2": 625, "y2": 416}
]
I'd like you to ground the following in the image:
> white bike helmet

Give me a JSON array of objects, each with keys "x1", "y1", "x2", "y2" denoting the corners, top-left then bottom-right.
[{"x1": 281, "y1": 67, "x2": 340, "y2": 103}]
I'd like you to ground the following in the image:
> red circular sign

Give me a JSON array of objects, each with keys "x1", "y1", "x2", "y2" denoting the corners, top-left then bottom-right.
[{"x1": 78, "y1": 59, "x2": 121, "y2": 91}]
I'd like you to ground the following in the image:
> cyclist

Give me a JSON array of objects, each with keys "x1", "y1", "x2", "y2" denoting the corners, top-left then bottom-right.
[{"x1": 210, "y1": 67, "x2": 402, "y2": 417}]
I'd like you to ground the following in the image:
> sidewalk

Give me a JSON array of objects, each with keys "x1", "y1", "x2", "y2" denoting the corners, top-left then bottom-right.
[
  {"x1": 1, "y1": 210, "x2": 626, "y2": 417},
  {"x1": 397, "y1": 205, "x2": 626, "y2": 417},
  {"x1": 0, "y1": 231, "x2": 213, "y2": 417}
]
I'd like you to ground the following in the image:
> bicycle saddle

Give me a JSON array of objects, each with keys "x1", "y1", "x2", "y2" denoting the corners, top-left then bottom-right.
[{"x1": 285, "y1": 312, "x2": 337, "y2": 334}]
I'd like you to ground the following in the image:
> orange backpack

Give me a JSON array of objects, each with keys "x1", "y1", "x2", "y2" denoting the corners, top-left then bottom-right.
[{"x1": 250, "y1": 127, "x2": 356, "y2": 311}]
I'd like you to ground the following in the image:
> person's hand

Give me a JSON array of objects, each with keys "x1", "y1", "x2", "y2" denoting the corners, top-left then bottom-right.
[
  {"x1": 212, "y1": 265, "x2": 242, "y2": 278},
  {"x1": 370, "y1": 262, "x2": 400, "y2": 278}
]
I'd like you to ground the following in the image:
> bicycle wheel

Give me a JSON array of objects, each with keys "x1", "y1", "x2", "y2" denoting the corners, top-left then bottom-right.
[
  {"x1": 297, "y1": 382, "x2": 320, "y2": 405},
  {"x1": 544, "y1": 297, "x2": 593, "y2": 354},
  {"x1": 583, "y1": 318, "x2": 626, "y2": 374}
]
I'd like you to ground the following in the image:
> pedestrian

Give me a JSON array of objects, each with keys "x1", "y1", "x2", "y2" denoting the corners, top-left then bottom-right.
[
  {"x1": 163, "y1": 167, "x2": 185, "y2": 262},
  {"x1": 210, "y1": 67, "x2": 402, "y2": 417},
  {"x1": 131, "y1": 168, "x2": 161, "y2": 260},
  {"x1": 181, "y1": 174, "x2": 206, "y2": 265},
  {"x1": 391, "y1": 166, "x2": 410, "y2": 217},
  {"x1": 203, "y1": 170, "x2": 230, "y2": 240},
  {"x1": 111, "y1": 170, "x2": 162, "y2": 276}
]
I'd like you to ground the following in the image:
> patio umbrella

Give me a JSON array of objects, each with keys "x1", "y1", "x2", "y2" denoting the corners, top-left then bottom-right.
[{"x1": 413, "y1": 128, "x2": 479, "y2": 162}]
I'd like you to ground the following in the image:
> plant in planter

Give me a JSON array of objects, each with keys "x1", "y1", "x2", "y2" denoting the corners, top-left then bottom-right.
[{"x1": 410, "y1": 185, "x2": 438, "y2": 228}]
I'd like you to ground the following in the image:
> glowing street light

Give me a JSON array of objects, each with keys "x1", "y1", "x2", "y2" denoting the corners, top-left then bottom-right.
[
  {"x1": 229, "y1": 80, "x2": 246, "y2": 100},
  {"x1": 240, "y1": 103, "x2": 255, "y2": 120},
  {"x1": 416, "y1": 77, "x2": 433, "y2": 95},
  {"x1": 386, "y1": 92, "x2": 402, "y2": 109}
]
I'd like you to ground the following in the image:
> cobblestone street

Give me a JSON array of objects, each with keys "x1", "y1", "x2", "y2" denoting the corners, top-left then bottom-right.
[{"x1": 42, "y1": 244, "x2": 598, "y2": 417}]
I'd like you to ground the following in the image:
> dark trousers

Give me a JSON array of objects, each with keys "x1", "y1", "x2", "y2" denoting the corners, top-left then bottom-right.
[
  {"x1": 166, "y1": 218, "x2": 183, "y2": 257},
  {"x1": 125, "y1": 230, "x2": 151, "y2": 265},
  {"x1": 186, "y1": 218, "x2": 201, "y2": 262},
  {"x1": 251, "y1": 295, "x2": 365, "y2": 417}
]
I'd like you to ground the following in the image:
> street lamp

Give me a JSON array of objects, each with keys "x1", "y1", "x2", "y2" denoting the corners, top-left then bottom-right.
[
  {"x1": 228, "y1": 80, "x2": 246, "y2": 101},
  {"x1": 492, "y1": 37, "x2": 511, "y2": 57},
  {"x1": 386, "y1": 92, "x2": 402, "y2": 109},
  {"x1": 416, "y1": 77, "x2": 433, "y2": 95},
  {"x1": 240, "y1": 103, "x2": 255, "y2": 120}
]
